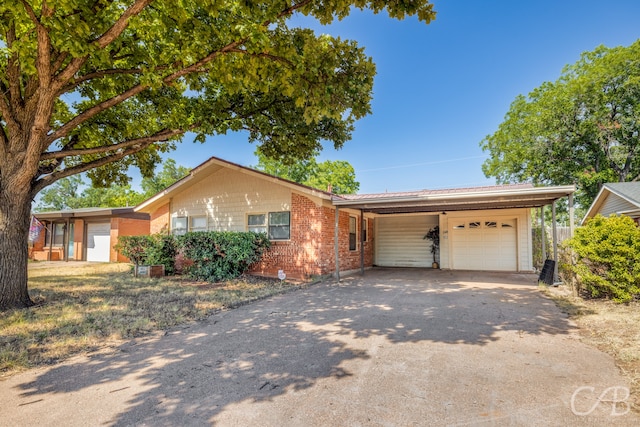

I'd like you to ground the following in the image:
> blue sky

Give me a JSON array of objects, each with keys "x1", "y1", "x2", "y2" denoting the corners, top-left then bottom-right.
[{"x1": 162, "y1": 0, "x2": 640, "y2": 194}]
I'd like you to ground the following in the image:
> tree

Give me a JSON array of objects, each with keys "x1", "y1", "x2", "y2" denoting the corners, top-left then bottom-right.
[
  {"x1": 254, "y1": 150, "x2": 359, "y2": 194},
  {"x1": 481, "y1": 40, "x2": 640, "y2": 207},
  {"x1": 35, "y1": 159, "x2": 190, "y2": 211},
  {"x1": 140, "y1": 158, "x2": 190, "y2": 197},
  {"x1": 0, "y1": 1, "x2": 436, "y2": 309}
]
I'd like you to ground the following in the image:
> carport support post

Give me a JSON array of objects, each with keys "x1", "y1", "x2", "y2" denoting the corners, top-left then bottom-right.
[
  {"x1": 360, "y1": 210, "x2": 365, "y2": 275},
  {"x1": 334, "y1": 206, "x2": 340, "y2": 281},
  {"x1": 569, "y1": 193, "x2": 575, "y2": 238},
  {"x1": 552, "y1": 200, "x2": 559, "y2": 282},
  {"x1": 540, "y1": 207, "x2": 546, "y2": 262}
]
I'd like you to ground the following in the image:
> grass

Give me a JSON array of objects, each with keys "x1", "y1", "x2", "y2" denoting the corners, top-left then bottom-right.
[
  {"x1": 1, "y1": 263, "x2": 304, "y2": 376},
  {"x1": 542, "y1": 284, "x2": 640, "y2": 411}
]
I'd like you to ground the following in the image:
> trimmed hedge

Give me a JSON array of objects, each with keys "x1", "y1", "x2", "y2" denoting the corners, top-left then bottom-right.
[
  {"x1": 564, "y1": 214, "x2": 640, "y2": 302},
  {"x1": 178, "y1": 231, "x2": 270, "y2": 282}
]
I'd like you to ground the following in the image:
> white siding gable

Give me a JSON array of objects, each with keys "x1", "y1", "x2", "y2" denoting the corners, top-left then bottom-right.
[{"x1": 170, "y1": 167, "x2": 291, "y2": 232}]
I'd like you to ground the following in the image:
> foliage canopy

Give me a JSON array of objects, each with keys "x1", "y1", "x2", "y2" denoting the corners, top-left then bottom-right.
[{"x1": 481, "y1": 40, "x2": 640, "y2": 207}]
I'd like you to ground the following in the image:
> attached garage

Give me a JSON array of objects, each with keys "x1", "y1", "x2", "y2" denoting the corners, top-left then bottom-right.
[
  {"x1": 86, "y1": 222, "x2": 111, "y2": 262},
  {"x1": 449, "y1": 218, "x2": 517, "y2": 271},
  {"x1": 375, "y1": 215, "x2": 438, "y2": 267},
  {"x1": 333, "y1": 183, "x2": 576, "y2": 274}
]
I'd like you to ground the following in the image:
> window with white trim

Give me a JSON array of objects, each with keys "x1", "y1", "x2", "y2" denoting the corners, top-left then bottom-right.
[
  {"x1": 172, "y1": 216, "x2": 187, "y2": 235},
  {"x1": 248, "y1": 214, "x2": 267, "y2": 234},
  {"x1": 190, "y1": 216, "x2": 208, "y2": 232},
  {"x1": 268, "y1": 212, "x2": 290, "y2": 240},
  {"x1": 248, "y1": 212, "x2": 290, "y2": 240}
]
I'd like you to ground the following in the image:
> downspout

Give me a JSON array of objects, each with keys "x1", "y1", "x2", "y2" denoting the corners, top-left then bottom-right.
[
  {"x1": 360, "y1": 209, "x2": 365, "y2": 275},
  {"x1": 334, "y1": 206, "x2": 340, "y2": 281}
]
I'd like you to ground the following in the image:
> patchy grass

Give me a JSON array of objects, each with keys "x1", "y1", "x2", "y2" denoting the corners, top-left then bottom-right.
[
  {"x1": 1, "y1": 263, "x2": 304, "y2": 377},
  {"x1": 542, "y1": 284, "x2": 640, "y2": 411}
]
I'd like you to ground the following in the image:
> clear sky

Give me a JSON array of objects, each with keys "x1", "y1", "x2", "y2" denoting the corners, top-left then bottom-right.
[{"x1": 160, "y1": 0, "x2": 640, "y2": 194}]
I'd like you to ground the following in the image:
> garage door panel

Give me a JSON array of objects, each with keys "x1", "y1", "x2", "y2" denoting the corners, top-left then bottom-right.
[
  {"x1": 451, "y1": 218, "x2": 517, "y2": 271},
  {"x1": 375, "y1": 216, "x2": 437, "y2": 267},
  {"x1": 86, "y1": 222, "x2": 111, "y2": 262}
]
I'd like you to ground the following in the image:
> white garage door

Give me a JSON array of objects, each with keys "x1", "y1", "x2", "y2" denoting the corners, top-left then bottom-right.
[
  {"x1": 86, "y1": 222, "x2": 111, "y2": 262},
  {"x1": 375, "y1": 215, "x2": 437, "y2": 267},
  {"x1": 450, "y1": 219, "x2": 517, "y2": 271}
]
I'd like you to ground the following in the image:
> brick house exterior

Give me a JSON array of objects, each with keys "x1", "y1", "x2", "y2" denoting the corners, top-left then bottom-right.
[
  {"x1": 136, "y1": 156, "x2": 575, "y2": 278},
  {"x1": 136, "y1": 157, "x2": 374, "y2": 280}
]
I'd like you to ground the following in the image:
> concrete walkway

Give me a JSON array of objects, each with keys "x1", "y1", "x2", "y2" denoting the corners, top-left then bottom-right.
[{"x1": 1, "y1": 268, "x2": 637, "y2": 426}]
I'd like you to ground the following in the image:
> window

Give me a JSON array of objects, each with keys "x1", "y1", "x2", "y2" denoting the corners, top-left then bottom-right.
[
  {"x1": 52, "y1": 223, "x2": 65, "y2": 247},
  {"x1": 485, "y1": 221, "x2": 497, "y2": 228},
  {"x1": 249, "y1": 212, "x2": 290, "y2": 240},
  {"x1": 349, "y1": 216, "x2": 357, "y2": 250},
  {"x1": 190, "y1": 216, "x2": 208, "y2": 232},
  {"x1": 268, "y1": 212, "x2": 290, "y2": 240},
  {"x1": 248, "y1": 214, "x2": 267, "y2": 234},
  {"x1": 172, "y1": 216, "x2": 187, "y2": 235},
  {"x1": 469, "y1": 221, "x2": 481, "y2": 229},
  {"x1": 363, "y1": 218, "x2": 368, "y2": 242},
  {"x1": 453, "y1": 223, "x2": 465, "y2": 229}
]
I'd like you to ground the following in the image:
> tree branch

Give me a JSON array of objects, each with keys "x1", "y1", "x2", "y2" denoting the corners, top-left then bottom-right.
[
  {"x1": 41, "y1": 128, "x2": 184, "y2": 160},
  {"x1": 59, "y1": 68, "x2": 144, "y2": 95},
  {"x1": 33, "y1": 128, "x2": 184, "y2": 194},
  {"x1": 52, "y1": 0, "x2": 154, "y2": 90}
]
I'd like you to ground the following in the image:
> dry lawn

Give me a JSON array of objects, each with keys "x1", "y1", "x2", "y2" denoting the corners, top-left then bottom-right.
[
  {"x1": 0, "y1": 262, "x2": 304, "y2": 377},
  {"x1": 543, "y1": 285, "x2": 640, "y2": 411}
]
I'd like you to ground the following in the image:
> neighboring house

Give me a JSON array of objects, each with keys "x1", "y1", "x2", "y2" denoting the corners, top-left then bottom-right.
[
  {"x1": 583, "y1": 182, "x2": 640, "y2": 225},
  {"x1": 30, "y1": 207, "x2": 150, "y2": 262},
  {"x1": 135, "y1": 156, "x2": 575, "y2": 280}
]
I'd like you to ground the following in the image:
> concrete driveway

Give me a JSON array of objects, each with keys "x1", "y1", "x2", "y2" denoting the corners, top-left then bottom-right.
[{"x1": 1, "y1": 268, "x2": 637, "y2": 426}]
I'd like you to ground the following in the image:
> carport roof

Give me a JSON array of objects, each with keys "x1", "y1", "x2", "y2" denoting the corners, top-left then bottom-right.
[{"x1": 332, "y1": 184, "x2": 575, "y2": 214}]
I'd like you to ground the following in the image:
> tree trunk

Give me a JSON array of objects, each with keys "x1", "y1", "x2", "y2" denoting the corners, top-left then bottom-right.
[{"x1": 0, "y1": 187, "x2": 34, "y2": 310}]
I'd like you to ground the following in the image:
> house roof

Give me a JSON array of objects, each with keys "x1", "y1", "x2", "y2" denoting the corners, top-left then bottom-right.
[
  {"x1": 34, "y1": 207, "x2": 149, "y2": 220},
  {"x1": 582, "y1": 182, "x2": 640, "y2": 223},
  {"x1": 133, "y1": 155, "x2": 575, "y2": 215},
  {"x1": 333, "y1": 183, "x2": 576, "y2": 214},
  {"x1": 135, "y1": 156, "x2": 334, "y2": 213}
]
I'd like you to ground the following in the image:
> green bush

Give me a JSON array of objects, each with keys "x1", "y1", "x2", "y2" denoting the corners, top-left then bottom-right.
[
  {"x1": 565, "y1": 215, "x2": 640, "y2": 302},
  {"x1": 115, "y1": 235, "x2": 155, "y2": 266},
  {"x1": 115, "y1": 234, "x2": 177, "y2": 275},
  {"x1": 178, "y1": 231, "x2": 270, "y2": 282}
]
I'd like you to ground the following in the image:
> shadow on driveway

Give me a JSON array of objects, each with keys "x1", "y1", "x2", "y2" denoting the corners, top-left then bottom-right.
[{"x1": 5, "y1": 268, "x2": 625, "y2": 426}]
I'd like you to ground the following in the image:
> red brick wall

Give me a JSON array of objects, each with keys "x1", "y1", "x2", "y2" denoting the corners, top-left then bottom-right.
[
  {"x1": 111, "y1": 217, "x2": 151, "y2": 262},
  {"x1": 150, "y1": 203, "x2": 170, "y2": 235},
  {"x1": 250, "y1": 193, "x2": 373, "y2": 280}
]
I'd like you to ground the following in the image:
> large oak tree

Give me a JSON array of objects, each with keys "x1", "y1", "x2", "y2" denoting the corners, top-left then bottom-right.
[
  {"x1": 481, "y1": 40, "x2": 640, "y2": 207},
  {"x1": 0, "y1": 1, "x2": 435, "y2": 309}
]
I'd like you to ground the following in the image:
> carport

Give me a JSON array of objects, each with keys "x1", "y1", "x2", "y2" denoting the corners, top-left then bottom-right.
[{"x1": 332, "y1": 184, "x2": 575, "y2": 280}]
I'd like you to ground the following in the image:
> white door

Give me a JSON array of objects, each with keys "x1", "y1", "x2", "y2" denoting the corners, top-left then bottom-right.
[
  {"x1": 450, "y1": 219, "x2": 517, "y2": 271},
  {"x1": 86, "y1": 222, "x2": 111, "y2": 262},
  {"x1": 375, "y1": 215, "x2": 437, "y2": 267}
]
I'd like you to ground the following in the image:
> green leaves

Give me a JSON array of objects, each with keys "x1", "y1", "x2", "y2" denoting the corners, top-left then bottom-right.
[
  {"x1": 481, "y1": 39, "x2": 640, "y2": 207},
  {"x1": 565, "y1": 215, "x2": 640, "y2": 302}
]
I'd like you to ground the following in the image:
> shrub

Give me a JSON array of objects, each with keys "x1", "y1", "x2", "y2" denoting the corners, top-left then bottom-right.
[
  {"x1": 178, "y1": 231, "x2": 270, "y2": 282},
  {"x1": 115, "y1": 234, "x2": 177, "y2": 275},
  {"x1": 565, "y1": 215, "x2": 640, "y2": 302},
  {"x1": 146, "y1": 234, "x2": 178, "y2": 275},
  {"x1": 115, "y1": 235, "x2": 154, "y2": 266}
]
